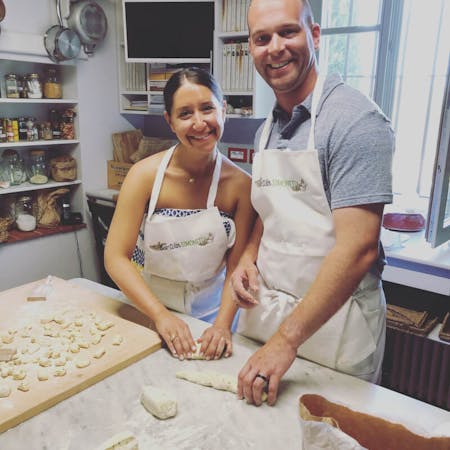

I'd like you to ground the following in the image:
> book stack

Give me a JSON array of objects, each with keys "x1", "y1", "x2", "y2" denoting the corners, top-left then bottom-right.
[
  {"x1": 125, "y1": 63, "x2": 147, "y2": 91},
  {"x1": 222, "y1": 0, "x2": 251, "y2": 33},
  {"x1": 222, "y1": 40, "x2": 253, "y2": 93}
]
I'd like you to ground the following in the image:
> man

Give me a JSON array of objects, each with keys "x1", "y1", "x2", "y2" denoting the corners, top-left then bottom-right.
[{"x1": 230, "y1": 0, "x2": 394, "y2": 406}]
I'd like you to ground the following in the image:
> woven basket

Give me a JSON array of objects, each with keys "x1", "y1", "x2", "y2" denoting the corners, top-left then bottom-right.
[{"x1": 0, "y1": 217, "x2": 10, "y2": 243}]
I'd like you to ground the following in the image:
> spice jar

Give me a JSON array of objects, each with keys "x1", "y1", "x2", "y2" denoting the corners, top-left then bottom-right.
[
  {"x1": 27, "y1": 149, "x2": 49, "y2": 184},
  {"x1": 61, "y1": 109, "x2": 76, "y2": 140},
  {"x1": 15, "y1": 195, "x2": 37, "y2": 231},
  {"x1": 26, "y1": 73, "x2": 43, "y2": 99},
  {"x1": 5, "y1": 73, "x2": 19, "y2": 98},
  {"x1": 43, "y1": 68, "x2": 62, "y2": 99},
  {"x1": 1, "y1": 149, "x2": 27, "y2": 185}
]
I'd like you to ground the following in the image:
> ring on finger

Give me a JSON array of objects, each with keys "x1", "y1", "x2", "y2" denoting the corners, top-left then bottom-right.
[
  {"x1": 255, "y1": 373, "x2": 269, "y2": 383},
  {"x1": 170, "y1": 335, "x2": 178, "y2": 342}
]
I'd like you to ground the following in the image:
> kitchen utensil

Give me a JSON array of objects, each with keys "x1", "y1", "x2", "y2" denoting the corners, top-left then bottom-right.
[
  {"x1": 44, "y1": 0, "x2": 81, "y2": 63},
  {"x1": 68, "y1": 0, "x2": 107, "y2": 55}
]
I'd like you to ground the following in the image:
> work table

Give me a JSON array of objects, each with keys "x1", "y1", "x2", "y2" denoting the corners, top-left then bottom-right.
[{"x1": 1, "y1": 279, "x2": 449, "y2": 450}]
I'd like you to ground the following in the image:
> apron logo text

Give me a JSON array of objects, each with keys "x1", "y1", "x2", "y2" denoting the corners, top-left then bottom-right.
[
  {"x1": 149, "y1": 233, "x2": 214, "y2": 251},
  {"x1": 254, "y1": 177, "x2": 307, "y2": 192}
]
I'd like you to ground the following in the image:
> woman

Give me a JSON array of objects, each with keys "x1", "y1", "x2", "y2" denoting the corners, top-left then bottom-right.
[{"x1": 105, "y1": 67, "x2": 255, "y2": 361}]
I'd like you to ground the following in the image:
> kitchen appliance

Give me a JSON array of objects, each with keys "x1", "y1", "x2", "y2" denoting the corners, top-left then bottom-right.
[
  {"x1": 68, "y1": 0, "x2": 108, "y2": 55},
  {"x1": 44, "y1": 0, "x2": 81, "y2": 63}
]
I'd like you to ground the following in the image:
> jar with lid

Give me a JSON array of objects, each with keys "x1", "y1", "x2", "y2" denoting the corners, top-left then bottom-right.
[
  {"x1": 4, "y1": 73, "x2": 19, "y2": 98},
  {"x1": 15, "y1": 195, "x2": 37, "y2": 232},
  {"x1": 27, "y1": 149, "x2": 49, "y2": 184},
  {"x1": 44, "y1": 68, "x2": 62, "y2": 99},
  {"x1": 26, "y1": 73, "x2": 43, "y2": 99},
  {"x1": 1, "y1": 149, "x2": 27, "y2": 185}
]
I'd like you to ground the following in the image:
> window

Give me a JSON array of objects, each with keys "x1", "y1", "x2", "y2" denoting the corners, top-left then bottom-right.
[{"x1": 316, "y1": 0, "x2": 450, "y2": 247}]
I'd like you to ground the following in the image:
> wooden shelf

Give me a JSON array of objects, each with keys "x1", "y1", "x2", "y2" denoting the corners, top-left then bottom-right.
[{"x1": 2, "y1": 223, "x2": 86, "y2": 244}]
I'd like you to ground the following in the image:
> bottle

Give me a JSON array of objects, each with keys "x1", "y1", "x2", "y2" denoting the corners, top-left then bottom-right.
[
  {"x1": 1, "y1": 149, "x2": 27, "y2": 185},
  {"x1": 26, "y1": 73, "x2": 43, "y2": 99},
  {"x1": 44, "y1": 68, "x2": 62, "y2": 99},
  {"x1": 5, "y1": 73, "x2": 19, "y2": 98},
  {"x1": 15, "y1": 195, "x2": 37, "y2": 231},
  {"x1": 27, "y1": 149, "x2": 49, "y2": 184}
]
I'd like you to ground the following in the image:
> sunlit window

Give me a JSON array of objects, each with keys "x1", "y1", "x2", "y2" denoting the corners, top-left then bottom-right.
[{"x1": 317, "y1": 0, "x2": 450, "y2": 246}]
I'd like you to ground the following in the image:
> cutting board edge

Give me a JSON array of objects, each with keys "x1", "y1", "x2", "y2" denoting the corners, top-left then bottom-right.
[{"x1": 0, "y1": 341, "x2": 161, "y2": 434}]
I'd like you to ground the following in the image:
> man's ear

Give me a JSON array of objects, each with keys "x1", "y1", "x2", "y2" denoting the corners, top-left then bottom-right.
[{"x1": 312, "y1": 23, "x2": 321, "y2": 50}]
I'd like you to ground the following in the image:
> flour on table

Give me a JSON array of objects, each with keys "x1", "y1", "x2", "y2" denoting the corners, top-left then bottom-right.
[{"x1": 140, "y1": 385, "x2": 177, "y2": 420}]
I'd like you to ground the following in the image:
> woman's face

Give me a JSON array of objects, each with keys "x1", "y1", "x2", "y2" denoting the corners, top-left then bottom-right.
[{"x1": 164, "y1": 81, "x2": 226, "y2": 154}]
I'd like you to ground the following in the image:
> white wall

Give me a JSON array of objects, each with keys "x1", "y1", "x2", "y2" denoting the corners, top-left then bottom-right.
[{"x1": 0, "y1": 0, "x2": 133, "y2": 289}]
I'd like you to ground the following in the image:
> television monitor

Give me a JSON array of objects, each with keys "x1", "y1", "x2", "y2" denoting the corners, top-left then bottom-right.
[{"x1": 122, "y1": 1, "x2": 215, "y2": 63}]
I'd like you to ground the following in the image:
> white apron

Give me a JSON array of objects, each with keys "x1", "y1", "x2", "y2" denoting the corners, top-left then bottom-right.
[
  {"x1": 143, "y1": 145, "x2": 233, "y2": 321},
  {"x1": 237, "y1": 77, "x2": 386, "y2": 381}
]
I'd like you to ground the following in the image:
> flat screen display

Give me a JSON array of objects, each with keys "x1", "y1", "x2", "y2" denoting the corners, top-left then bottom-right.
[{"x1": 123, "y1": 1, "x2": 215, "y2": 62}]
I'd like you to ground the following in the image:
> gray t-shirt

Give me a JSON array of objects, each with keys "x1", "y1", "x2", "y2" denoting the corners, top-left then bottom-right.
[
  {"x1": 256, "y1": 73, "x2": 394, "y2": 210},
  {"x1": 254, "y1": 73, "x2": 395, "y2": 276}
]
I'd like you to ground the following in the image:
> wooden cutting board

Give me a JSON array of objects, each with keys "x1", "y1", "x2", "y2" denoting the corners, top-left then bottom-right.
[{"x1": 0, "y1": 277, "x2": 161, "y2": 433}]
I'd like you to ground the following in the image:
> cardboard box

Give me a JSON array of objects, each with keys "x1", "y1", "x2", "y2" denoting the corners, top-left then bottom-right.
[{"x1": 107, "y1": 160, "x2": 133, "y2": 190}]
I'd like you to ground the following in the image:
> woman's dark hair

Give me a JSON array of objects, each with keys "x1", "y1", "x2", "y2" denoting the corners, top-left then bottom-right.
[{"x1": 163, "y1": 67, "x2": 223, "y2": 115}]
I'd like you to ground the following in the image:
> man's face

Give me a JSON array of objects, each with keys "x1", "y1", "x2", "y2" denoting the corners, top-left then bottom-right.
[{"x1": 248, "y1": 0, "x2": 320, "y2": 96}]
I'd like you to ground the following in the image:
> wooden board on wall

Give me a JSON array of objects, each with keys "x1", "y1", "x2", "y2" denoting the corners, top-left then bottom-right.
[{"x1": 0, "y1": 277, "x2": 161, "y2": 433}]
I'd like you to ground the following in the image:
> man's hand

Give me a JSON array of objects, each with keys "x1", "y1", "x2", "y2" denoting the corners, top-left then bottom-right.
[
  {"x1": 237, "y1": 331, "x2": 297, "y2": 406},
  {"x1": 230, "y1": 259, "x2": 260, "y2": 308}
]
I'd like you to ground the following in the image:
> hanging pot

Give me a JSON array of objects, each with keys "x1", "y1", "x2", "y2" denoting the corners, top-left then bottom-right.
[
  {"x1": 68, "y1": 0, "x2": 107, "y2": 55},
  {"x1": 44, "y1": 24, "x2": 81, "y2": 63},
  {"x1": 43, "y1": 0, "x2": 81, "y2": 63}
]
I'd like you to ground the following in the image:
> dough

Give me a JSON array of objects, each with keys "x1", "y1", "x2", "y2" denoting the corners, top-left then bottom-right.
[
  {"x1": 0, "y1": 382, "x2": 11, "y2": 397},
  {"x1": 94, "y1": 430, "x2": 139, "y2": 450},
  {"x1": 93, "y1": 347, "x2": 106, "y2": 359},
  {"x1": 37, "y1": 368, "x2": 49, "y2": 381},
  {"x1": 75, "y1": 358, "x2": 90, "y2": 369},
  {"x1": 140, "y1": 385, "x2": 177, "y2": 420},
  {"x1": 176, "y1": 370, "x2": 268, "y2": 402},
  {"x1": 190, "y1": 341, "x2": 205, "y2": 360}
]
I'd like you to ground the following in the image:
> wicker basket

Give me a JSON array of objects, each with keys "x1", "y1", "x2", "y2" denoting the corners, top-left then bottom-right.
[{"x1": 0, "y1": 217, "x2": 10, "y2": 243}]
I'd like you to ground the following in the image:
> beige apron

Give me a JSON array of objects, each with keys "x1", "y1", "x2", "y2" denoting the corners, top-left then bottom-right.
[
  {"x1": 237, "y1": 77, "x2": 386, "y2": 381},
  {"x1": 143, "y1": 145, "x2": 233, "y2": 321}
]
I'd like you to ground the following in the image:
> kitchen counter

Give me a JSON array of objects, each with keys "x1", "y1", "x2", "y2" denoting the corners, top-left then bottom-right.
[{"x1": 1, "y1": 279, "x2": 448, "y2": 450}]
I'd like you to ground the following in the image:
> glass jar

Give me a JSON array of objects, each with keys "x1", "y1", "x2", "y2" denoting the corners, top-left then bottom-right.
[
  {"x1": 61, "y1": 108, "x2": 76, "y2": 140},
  {"x1": 26, "y1": 73, "x2": 43, "y2": 99},
  {"x1": 1, "y1": 149, "x2": 27, "y2": 185},
  {"x1": 43, "y1": 68, "x2": 62, "y2": 99},
  {"x1": 15, "y1": 195, "x2": 37, "y2": 232},
  {"x1": 41, "y1": 122, "x2": 53, "y2": 140},
  {"x1": 5, "y1": 73, "x2": 19, "y2": 98},
  {"x1": 27, "y1": 149, "x2": 49, "y2": 184}
]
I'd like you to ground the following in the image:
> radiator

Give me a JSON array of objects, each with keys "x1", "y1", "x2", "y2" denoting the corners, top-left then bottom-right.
[{"x1": 382, "y1": 327, "x2": 450, "y2": 411}]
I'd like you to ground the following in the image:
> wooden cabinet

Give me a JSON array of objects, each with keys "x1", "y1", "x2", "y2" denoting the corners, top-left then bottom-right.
[{"x1": 0, "y1": 58, "x2": 85, "y2": 244}]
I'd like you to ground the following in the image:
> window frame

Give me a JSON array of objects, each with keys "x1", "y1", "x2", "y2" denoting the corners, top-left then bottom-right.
[{"x1": 426, "y1": 53, "x2": 450, "y2": 248}]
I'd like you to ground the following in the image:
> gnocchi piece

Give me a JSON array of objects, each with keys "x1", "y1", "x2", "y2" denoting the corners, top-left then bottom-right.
[
  {"x1": 17, "y1": 381, "x2": 30, "y2": 392},
  {"x1": 54, "y1": 367, "x2": 66, "y2": 377},
  {"x1": 93, "y1": 348, "x2": 106, "y2": 359},
  {"x1": 37, "y1": 368, "x2": 49, "y2": 381},
  {"x1": 0, "y1": 382, "x2": 11, "y2": 398},
  {"x1": 112, "y1": 335, "x2": 123, "y2": 346},
  {"x1": 12, "y1": 369, "x2": 26, "y2": 380},
  {"x1": 97, "y1": 320, "x2": 114, "y2": 332},
  {"x1": 75, "y1": 358, "x2": 90, "y2": 369}
]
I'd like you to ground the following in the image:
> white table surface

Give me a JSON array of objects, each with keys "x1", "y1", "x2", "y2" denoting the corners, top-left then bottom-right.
[{"x1": 1, "y1": 278, "x2": 449, "y2": 450}]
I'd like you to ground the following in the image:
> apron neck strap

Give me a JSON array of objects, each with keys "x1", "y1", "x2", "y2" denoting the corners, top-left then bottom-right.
[
  {"x1": 306, "y1": 73, "x2": 325, "y2": 150},
  {"x1": 147, "y1": 145, "x2": 176, "y2": 216},
  {"x1": 206, "y1": 149, "x2": 222, "y2": 208}
]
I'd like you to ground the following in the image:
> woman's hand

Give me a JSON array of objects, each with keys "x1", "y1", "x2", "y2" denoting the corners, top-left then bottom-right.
[
  {"x1": 197, "y1": 325, "x2": 233, "y2": 360},
  {"x1": 154, "y1": 309, "x2": 197, "y2": 360}
]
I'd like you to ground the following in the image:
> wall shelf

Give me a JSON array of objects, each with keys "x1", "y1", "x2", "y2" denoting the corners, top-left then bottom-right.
[{"x1": 2, "y1": 223, "x2": 86, "y2": 245}]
